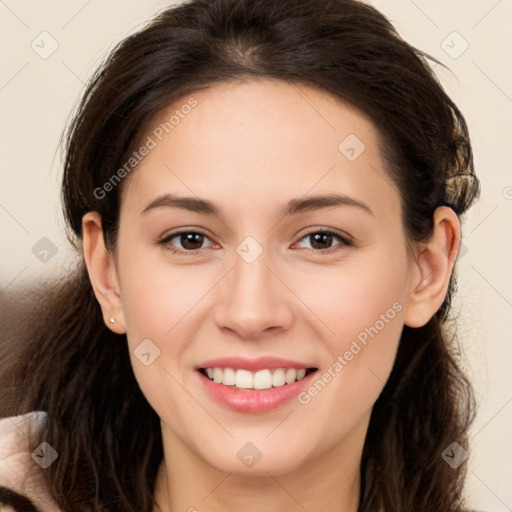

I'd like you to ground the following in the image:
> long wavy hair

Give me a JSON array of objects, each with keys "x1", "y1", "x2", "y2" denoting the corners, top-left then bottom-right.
[{"x1": 0, "y1": 0, "x2": 480, "y2": 510}]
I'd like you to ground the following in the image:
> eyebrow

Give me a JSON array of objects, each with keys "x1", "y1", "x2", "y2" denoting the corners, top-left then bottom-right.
[{"x1": 141, "y1": 193, "x2": 374, "y2": 217}]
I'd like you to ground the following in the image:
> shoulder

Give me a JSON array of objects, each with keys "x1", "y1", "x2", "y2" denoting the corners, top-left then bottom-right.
[{"x1": 0, "y1": 411, "x2": 61, "y2": 512}]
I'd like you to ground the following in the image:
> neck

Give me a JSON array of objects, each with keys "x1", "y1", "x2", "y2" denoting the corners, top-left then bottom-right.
[{"x1": 153, "y1": 420, "x2": 366, "y2": 512}]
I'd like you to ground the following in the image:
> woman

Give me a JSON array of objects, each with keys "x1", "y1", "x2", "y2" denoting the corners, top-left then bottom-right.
[{"x1": 0, "y1": 0, "x2": 481, "y2": 510}]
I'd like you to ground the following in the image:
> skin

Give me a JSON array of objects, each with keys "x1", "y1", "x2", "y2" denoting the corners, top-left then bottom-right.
[{"x1": 82, "y1": 78, "x2": 460, "y2": 512}]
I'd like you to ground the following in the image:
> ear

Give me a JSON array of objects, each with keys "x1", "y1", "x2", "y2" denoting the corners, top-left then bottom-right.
[
  {"x1": 82, "y1": 211, "x2": 126, "y2": 334},
  {"x1": 403, "y1": 206, "x2": 461, "y2": 328}
]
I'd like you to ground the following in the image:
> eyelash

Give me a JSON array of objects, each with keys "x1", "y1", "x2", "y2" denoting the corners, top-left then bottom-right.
[{"x1": 157, "y1": 228, "x2": 354, "y2": 256}]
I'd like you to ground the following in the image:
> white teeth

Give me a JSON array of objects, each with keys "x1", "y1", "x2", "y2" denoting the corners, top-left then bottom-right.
[
  {"x1": 296, "y1": 368, "x2": 306, "y2": 380},
  {"x1": 285, "y1": 368, "x2": 297, "y2": 384},
  {"x1": 203, "y1": 367, "x2": 311, "y2": 389},
  {"x1": 235, "y1": 369, "x2": 253, "y2": 389},
  {"x1": 253, "y1": 370, "x2": 272, "y2": 389},
  {"x1": 222, "y1": 367, "x2": 236, "y2": 386},
  {"x1": 213, "y1": 367, "x2": 223, "y2": 384},
  {"x1": 272, "y1": 368, "x2": 286, "y2": 387}
]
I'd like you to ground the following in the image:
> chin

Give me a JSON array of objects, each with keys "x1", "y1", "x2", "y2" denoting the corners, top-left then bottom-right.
[{"x1": 196, "y1": 436, "x2": 312, "y2": 476}]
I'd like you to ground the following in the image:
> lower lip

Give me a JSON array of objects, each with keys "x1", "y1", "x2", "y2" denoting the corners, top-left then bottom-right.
[{"x1": 196, "y1": 370, "x2": 316, "y2": 413}]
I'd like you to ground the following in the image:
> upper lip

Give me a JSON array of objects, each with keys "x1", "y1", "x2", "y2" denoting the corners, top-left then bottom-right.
[{"x1": 196, "y1": 356, "x2": 317, "y2": 372}]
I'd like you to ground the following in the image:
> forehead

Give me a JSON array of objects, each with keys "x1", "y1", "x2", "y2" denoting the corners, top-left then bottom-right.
[{"x1": 121, "y1": 78, "x2": 400, "y2": 222}]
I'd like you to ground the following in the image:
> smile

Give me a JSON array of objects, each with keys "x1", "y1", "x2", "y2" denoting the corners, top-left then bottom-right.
[
  {"x1": 195, "y1": 357, "x2": 319, "y2": 413},
  {"x1": 200, "y1": 367, "x2": 315, "y2": 389}
]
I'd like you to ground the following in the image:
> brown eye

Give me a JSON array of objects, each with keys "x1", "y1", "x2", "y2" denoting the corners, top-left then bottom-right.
[
  {"x1": 296, "y1": 230, "x2": 353, "y2": 254},
  {"x1": 159, "y1": 230, "x2": 214, "y2": 254}
]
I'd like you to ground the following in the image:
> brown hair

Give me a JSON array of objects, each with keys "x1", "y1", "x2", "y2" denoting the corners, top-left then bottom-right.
[{"x1": 0, "y1": 0, "x2": 480, "y2": 510}]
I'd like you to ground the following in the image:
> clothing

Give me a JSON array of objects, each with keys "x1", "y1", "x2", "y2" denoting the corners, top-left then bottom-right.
[{"x1": 0, "y1": 411, "x2": 61, "y2": 512}]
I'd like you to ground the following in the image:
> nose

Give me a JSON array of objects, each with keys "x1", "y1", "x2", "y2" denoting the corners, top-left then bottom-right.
[{"x1": 213, "y1": 248, "x2": 294, "y2": 341}]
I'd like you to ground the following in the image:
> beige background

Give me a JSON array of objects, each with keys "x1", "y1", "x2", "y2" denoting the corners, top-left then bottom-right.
[{"x1": 1, "y1": 1, "x2": 511, "y2": 509}]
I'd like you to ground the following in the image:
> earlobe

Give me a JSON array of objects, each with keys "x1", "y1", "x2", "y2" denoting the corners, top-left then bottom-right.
[
  {"x1": 403, "y1": 206, "x2": 461, "y2": 328},
  {"x1": 82, "y1": 211, "x2": 126, "y2": 334}
]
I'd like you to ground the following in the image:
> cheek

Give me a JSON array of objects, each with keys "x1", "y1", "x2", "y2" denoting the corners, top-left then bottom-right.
[
  {"x1": 296, "y1": 246, "x2": 408, "y2": 408},
  {"x1": 116, "y1": 236, "x2": 211, "y2": 340},
  {"x1": 115, "y1": 239, "x2": 219, "y2": 410},
  {"x1": 115, "y1": 242, "x2": 200, "y2": 421},
  {"x1": 297, "y1": 245, "x2": 408, "y2": 344}
]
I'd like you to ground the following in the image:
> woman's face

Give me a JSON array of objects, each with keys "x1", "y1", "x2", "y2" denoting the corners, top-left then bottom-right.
[{"x1": 113, "y1": 79, "x2": 416, "y2": 475}]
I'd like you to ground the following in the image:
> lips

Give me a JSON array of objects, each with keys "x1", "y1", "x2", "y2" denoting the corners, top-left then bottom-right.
[
  {"x1": 195, "y1": 356, "x2": 318, "y2": 412},
  {"x1": 196, "y1": 356, "x2": 316, "y2": 372}
]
